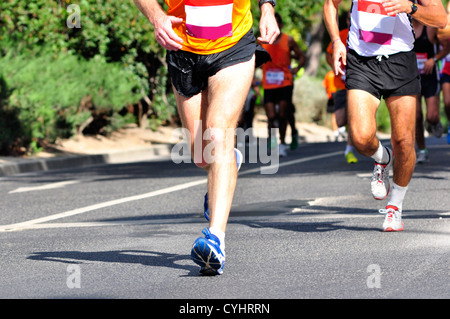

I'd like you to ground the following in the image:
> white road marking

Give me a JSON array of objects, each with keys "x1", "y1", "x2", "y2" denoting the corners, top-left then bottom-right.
[
  {"x1": 0, "y1": 179, "x2": 207, "y2": 232},
  {"x1": 8, "y1": 180, "x2": 80, "y2": 194},
  {"x1": 0, "y1": 151, "x2": 343, "y2": 232}
]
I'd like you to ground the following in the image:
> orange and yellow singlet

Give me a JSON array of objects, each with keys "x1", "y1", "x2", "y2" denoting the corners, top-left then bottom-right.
[{"x1": 165, "y1": 0, "x2": 253, "y2": 54}]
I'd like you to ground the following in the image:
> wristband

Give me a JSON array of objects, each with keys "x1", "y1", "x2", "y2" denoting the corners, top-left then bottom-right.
[
  {"x1": 331, "y1": 38, "x2": 341, "y2": 49},
  {"x1": 410, "y1": 3, "x2": 418, "y2": 15},
  {"x1": 259, "y1": 0, "x2": 276, "y2": 9}
]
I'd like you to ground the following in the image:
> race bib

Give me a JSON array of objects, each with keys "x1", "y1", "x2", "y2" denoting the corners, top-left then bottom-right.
[
  {"x1": 416, "y1": 52, "x2": 428, "y2": 74},
  {"x1": 185, "y1": 0, "x2": 233, "y2": 40},
  {"x1": 266, "y1": 69, "x2": 285, "y2": 85},
  {"x1": 357, "y1": 0, "x2": 396, "y2": 45}
]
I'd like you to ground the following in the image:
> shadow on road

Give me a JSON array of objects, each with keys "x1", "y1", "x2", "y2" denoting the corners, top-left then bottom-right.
[{"x1": 27, "y1": 250, "x2": 200, "y2": 276}]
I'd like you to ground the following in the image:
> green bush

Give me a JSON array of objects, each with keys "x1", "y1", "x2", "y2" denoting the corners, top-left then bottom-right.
[
  {"x1": 0, "y1": 75, "x2": 24, "y2": 155},
  {"x1": 376, "y1": 100, "x2": 391, "y2": 133},
  {"x1": 0, "y1": 0, "x2": 175, "y2": 154},
  {"x1": 0, "y1": 49, "x2": 143, "y2": 148}
]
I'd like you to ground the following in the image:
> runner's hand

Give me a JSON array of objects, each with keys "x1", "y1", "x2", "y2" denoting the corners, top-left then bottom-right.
[
  {"x1": 382, "y1": 0, "x2": 411, "y2": 16},
  {"x1": 332, "y1": 39, "x2": 347, "y2": 76},
  {"x1": 423, "y1": 58, "x2": 435, "y2": 75},
  {"x1": 153, "y1": 14, "x2": 184, "y2": 51},
  {"x1": 258, "y1": 4, "x2": 280, "y2": 44}
]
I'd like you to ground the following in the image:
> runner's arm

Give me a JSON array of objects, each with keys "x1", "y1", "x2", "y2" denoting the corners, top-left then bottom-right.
[
  {"x1": 289, "y1": 36, "x2": 306, "y2": 73},
  {"x1": 323, "y1": 0, "x2": 346, "y2": 76},
  {"x1": 423, "y1": 32, "x2": 449, "y2": 74},
  {"x1": 432, "y1": 37, "x2": 450, "y2": 68},
  {"x1": 258, "y1": 2, "x2": 280, "y2": 44}
]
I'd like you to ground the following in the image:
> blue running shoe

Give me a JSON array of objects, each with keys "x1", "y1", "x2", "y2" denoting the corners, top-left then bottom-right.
[
  {"x1": 447, "y1": 127, "x2": 450, "y2": 144},
  {"x1": 191, "y1": 228, "x2": 225, "y2": 275},
  {"x1": 204, "y1": 148, "x2": 243, "y2": 221}
]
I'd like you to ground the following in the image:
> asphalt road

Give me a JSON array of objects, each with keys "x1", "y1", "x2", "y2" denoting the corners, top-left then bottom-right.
[{"x1": 0, "y1": 137, "x2": 449, "y2": 303}]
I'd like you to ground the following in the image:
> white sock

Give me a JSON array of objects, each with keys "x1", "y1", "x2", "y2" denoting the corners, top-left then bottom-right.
[
  {"x1": 371, "y1": 142, "x2": 389, "y2": 164},
  {"x1": 345, "y1": 145, "x2": 354, "y2": 155},
  {"x1": 209, "y1": 227, "x2": 225, "y2": 252},
  {"x1": 387, "y1": 183, "x2": 408, "y2": 212}
]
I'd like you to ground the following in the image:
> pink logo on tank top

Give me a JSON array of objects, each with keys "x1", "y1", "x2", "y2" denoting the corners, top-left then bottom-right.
[
  {"x1": 357, "y1": 0, "x2": 396, "y2": 45},
  {"x1": 185, "y1": 0, "x2": 233, "y2": 40}
]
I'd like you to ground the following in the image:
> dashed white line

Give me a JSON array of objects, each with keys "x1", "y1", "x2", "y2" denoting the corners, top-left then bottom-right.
[{"x1": 8, "y1": 180, "x2": 80, "y2": 194}]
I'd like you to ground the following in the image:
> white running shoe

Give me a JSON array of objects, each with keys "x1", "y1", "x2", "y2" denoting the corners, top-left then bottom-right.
[
  {"x1": 371, "y1": 147, "x2": 393, "y2": 200},
  {"x1": 416, "y1": 149, "x2": 429, "y2": 164},
  {"x1": 380, "y1": 205, "x2": 404, "y2": 232},
  {"x1": 279, "y1": 143, "x2": 287, "y2": 157}
]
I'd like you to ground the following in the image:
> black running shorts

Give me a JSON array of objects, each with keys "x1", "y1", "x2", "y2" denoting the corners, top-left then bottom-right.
[
  {"x1": 420, "y1": 73, "x2": 440, "y2": 98},
  {"x1": 334, "y1": 89, "x2": 347, "y2": 111},
  {"x1": 264, "y1": 85, "x2": 293, "y2": 104},
  {"x1": 346, "y1": 49, "x2": 421, "y2": 100},
  {"x1": 441, "y1": 73, "x2": 450, "y2": 85},
  {"x1": 167, "y1": 29, "x2": 270, "y2": 98}
]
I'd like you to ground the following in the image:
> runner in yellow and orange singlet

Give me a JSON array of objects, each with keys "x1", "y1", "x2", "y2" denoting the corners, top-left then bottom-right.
[{"x1": 135, "y1": 0, "x2": 279, "y2": 275}]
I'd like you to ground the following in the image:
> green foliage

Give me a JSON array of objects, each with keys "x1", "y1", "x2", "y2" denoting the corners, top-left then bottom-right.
[
  {"x1": 0, "y1": 0, "x2": 175, "y2": 154},
  {"x1": 0, "y1": 75, "x2": 24, "y2": 155},
  {"x1": 0, "y1": 50, "x2": 143, "y2": 146},
  {"x1": 376, "y1": 100, "x2": 391, "y2": 133}
]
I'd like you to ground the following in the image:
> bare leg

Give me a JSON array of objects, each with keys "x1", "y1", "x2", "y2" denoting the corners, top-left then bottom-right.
[
  {"x1": 415, "y1": 96, "x2": 425, "y2": 150},
  {"x1": 385, "y1": 95, "x2": 417, "y2": 187},
  {"x1": 175, "y1": 56, "x2": 255, "y2": 233},
  {"x1": 347, "y1": 89, "x2": 380, "y2": 157}
]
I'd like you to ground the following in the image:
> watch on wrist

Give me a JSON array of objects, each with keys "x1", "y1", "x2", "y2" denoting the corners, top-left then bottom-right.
[
  {"x1": 259, "y1": 0, "x2": 277, "y2": 9},
  {"x1": 410, "y1": 3, "x2": 418, "y2": 15}
]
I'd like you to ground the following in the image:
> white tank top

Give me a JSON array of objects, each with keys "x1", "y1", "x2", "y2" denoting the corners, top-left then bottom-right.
[{"x1": 348, "y1": 0, "x2": 415, "y2": 56}]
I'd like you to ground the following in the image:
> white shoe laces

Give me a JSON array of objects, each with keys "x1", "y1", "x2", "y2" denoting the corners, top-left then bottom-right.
[
  {"x1": 379, "y1": 207, "x2": 400, "y2": 222},
  {"x1": 372, "y1": 163, "x2": 387, "y2": 184}
]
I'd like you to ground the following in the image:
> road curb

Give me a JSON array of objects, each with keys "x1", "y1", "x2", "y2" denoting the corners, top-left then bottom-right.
[{"x1": 0, "y1": 144, "x2": 174, "y2": 177}]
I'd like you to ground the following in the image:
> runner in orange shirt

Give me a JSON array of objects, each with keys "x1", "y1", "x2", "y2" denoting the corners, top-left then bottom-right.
[
  {"x1": 135, "y1": 0, "x2": 279, "y2": 275},
  {"x1": 260, "y1": 13, "x2": 305, "y2": 156}
]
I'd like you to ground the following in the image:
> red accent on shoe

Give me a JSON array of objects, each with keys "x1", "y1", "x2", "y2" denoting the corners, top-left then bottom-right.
[{"x1": 385, "y1": 205, "x2": 399, "y2": 211}]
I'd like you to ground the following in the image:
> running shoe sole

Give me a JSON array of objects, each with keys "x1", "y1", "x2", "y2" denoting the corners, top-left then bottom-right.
[
  {"x1": 191, "y1": 237, "x2": 225, "y2": 275},
  {"x1": 383, "y1": 224, "x2": 404, "y2": 232}
]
